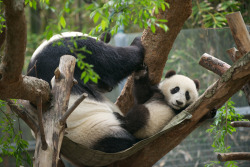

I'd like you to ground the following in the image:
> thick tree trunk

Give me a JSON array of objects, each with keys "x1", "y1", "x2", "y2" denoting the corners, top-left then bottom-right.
[
  {"x1": 116, "y1": 0, "x2": 193, "y2": 114},
  {"x1": 0, "y1": 0, "x2": 50, "y2": 105}
]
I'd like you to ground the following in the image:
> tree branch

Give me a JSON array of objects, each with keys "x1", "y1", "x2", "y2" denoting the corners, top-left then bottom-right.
[
  {"x1": 230, "y1": 121, "x2": 250, "y2": 127},
  {"x1": 0, "y1": 76, "x2": 51, "y2": 106},
  {"x1": 0, "y1": 0, "x2": 51, "y2": 105},
  {"x1": 226, "y1": 12, "x2": 250, "y2": 105},
  {"x1": 116, "y1": 0, "x2": 193, "y2": 114},
  {"x1": 59, "y1": 93, "x2": 88, "y2": 126},
  {"x1": 37, "y1": 90, "x2": 48, "y2": 150},
  {"x1": 227, "y1": 47, "x2": 242, "y2": 62},
  {"x1": 226, "y1": 12, "x2": 250, "y2": 55},
  {"x1": 6, "y1": 99, "x2": 38, "y2": 134},
  {"x1": 217, "y1": 152, "x2": 250, "y2": 162},
  {"x1": 199, "y1": 53, "x2": 231, "y2": 76}
]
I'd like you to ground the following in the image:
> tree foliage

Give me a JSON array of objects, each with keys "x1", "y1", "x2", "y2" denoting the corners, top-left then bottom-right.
[
  {"x1": 0, "y1": 100, "x2": 32, "y2": 166},
  {"x1": 206, "y1": 99, "x2": 248, "y2": 167},
  {"x1": 0, "y1": 0, "x2": 249, "y2": 166}
]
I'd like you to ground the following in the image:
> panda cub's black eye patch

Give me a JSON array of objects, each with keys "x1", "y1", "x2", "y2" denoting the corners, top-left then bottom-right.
[
  {"x1": 171, "y1": 86, "x2": 179, "y2": 94},
  {"x1": 185, "y1": 91, "x2": 190, "y2": 100}
]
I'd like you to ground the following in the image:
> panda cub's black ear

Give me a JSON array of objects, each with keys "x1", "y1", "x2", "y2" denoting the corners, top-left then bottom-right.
[
  {"x1": 100, "y1": 32, "x2": 111, "y2": 43},
  {"x1": 193, "y1": 79, "x2": 200, "y2": 90},
  {"x1": 165, "y1": 70, "x2": 176, "y2": 78}
]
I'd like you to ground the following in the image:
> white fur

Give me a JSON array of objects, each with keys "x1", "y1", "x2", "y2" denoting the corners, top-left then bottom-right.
[
  {"x1": 134, "y1": 74, "x2": 198, "y2": 139},
  {"x1": 159, "y1": 75, "x2": 198, "y2": 110},
  {"x1": 65, "y1": 95, "x2": 123, "y2": 147},
  {"x1": 134, "y1": 101, "x2": 175, "y2": 139}
]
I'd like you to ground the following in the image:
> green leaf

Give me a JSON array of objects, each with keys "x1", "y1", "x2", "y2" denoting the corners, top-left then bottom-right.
[
  {"x1": 151, "y1": 24, "x2": 156, "y2": 33},
  {"x1": 157, "y1": 19, "x2": 168, "y2": 23},
  {"x1": 93, "y1": 12, "x2": 100, "y2": 23},
  {"x1": 161, "y1": 3, "x2": 166, "y2": 11},
  {"x1": 155, "y1": 6, "x2": 159, "y2": 14},
  {"x1": 60, "y1": 16, "x2": 66, "y2": 28},
  {"x1": 101, "y1": 20, "x2": 107, "y2": 31},
  {"x1": 81, "y1": 71, "x2": 87, "y2": 80},
  {"x1": 84, "y1": 75, "x2": 89, "y2": 84},
  {"x1": 90, "y1": 11, "x2": 96, "y2": 19}
]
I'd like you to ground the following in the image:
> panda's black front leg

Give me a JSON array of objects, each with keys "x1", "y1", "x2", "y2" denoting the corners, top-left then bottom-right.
[{"x1": 133, "y1": 64, "x2": 154, "y2": 104}]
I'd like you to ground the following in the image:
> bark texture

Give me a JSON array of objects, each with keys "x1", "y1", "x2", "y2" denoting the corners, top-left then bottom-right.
[
  {"x1": 231, "y1": 121, "x2": 250, "y2": 127},
  {"x1": 226, "y1": 12, "x2": 250, "y2": 55},
  {"x1": 218, "y1": 152, "x2": 250, "y2": 162},
  {"x1": 116, "y1": 0, "x2": 193, "y2": 114},
  {"x1": 226, "y1": 12, "x2": 250, "y2": 105},
  {"x1": 0, "y1": 0, "x2": 50, "y2": 105},
  {"x1": 199, "y1": 53, "x2": 231, "y2": 76},
  {"x1": 34, "y1": 55, "x2": 76, "y2": 167}
]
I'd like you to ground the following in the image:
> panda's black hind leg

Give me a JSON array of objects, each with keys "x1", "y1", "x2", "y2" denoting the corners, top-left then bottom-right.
[{"x1": 92, "y1": 137, "x2": 136, "y2": 153}]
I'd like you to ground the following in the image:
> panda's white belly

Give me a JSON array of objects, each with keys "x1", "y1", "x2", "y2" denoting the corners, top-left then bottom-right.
[
  {"x1": 65, "y1": 95, "x2": 123, "y2": 147},
  {"x1": 134, "y1": 101, "x2": 175, "y2": 139}
]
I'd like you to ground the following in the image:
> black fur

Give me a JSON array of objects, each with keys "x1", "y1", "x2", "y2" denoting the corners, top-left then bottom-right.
[
  {"x1": 124, "y1": 105, "x2": 150, "y2": 134},
  {"x1": 124, "y1": 65, "x2": 165, "y2": 134},
  {"x1": 27, "y1": 34, "x2": 144, "y2": 100},
  {"x1": 133, "y1": 64, "x2": 157, "y2": 104},
  {"x1": 193, "y1": 79, "x2": 200, "y2": 90},
  {"x1": 27, "y1": 33, "x2": 145, "y2": 153},
  {"x1": 92, "y1": 132, "x2": 136, "y2": 153},
  {"x1": 100, "y1": 32, "x2": 111, "y2": 43},
  {"x1": 124, "y1": 67, "x2": 194, "y2": 137},
  {"x1": 165, "y1": 70, "x2": 176, "y2": 78}
]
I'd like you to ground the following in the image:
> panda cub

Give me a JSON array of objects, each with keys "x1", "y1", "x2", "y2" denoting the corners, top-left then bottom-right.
[
  {"x1": 123, "y1": 66, "x2": 200, "y2": 139},
  {"x1": 27, "y1": 32, "x2": 144, "y2": 153}
]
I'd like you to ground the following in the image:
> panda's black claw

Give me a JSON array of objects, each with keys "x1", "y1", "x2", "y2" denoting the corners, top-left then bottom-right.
[
  {"x1": 134, "y1": 63, "x2": 148, "y2": 80},
  {"x1": 136, "y1": 63, "x2": 147, "y2": 72}
]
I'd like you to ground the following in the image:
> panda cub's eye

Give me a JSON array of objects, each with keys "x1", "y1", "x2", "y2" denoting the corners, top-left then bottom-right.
[
  {"x1": 171, "y1": 86, "x2": 180, "y2": 94},
  {"x1": 185, "y1": 91, "x2": 190, "y2": 101}
]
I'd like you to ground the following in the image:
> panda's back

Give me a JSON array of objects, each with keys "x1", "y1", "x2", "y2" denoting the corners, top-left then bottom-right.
[{"x1": 65, "y1": 95, "x2": 134, "y2": 150}]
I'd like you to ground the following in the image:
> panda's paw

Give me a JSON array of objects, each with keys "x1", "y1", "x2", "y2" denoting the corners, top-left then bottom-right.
[{"x1": 134, "y1": 63, "x2": 148, "y2": 80}]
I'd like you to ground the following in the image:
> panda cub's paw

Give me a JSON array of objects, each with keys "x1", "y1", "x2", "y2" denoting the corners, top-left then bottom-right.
[{"x1": 134, "y1": 63, "x2": 148, "y2": 80}]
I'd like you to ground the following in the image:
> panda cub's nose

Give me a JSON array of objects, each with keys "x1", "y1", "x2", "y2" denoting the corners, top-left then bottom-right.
[{"x1": 176, "y1": 100, "x2": 183, "y2": 105}]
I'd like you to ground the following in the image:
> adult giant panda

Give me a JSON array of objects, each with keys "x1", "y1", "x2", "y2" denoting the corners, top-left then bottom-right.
[
  {"x1": 122, "y1": 65, "x2": 200, "y2": 139},
  {"x1": 27, "y1": 32, "x2": 144, "y2": 153}
]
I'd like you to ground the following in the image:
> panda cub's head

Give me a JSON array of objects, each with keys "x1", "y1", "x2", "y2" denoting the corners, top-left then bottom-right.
[{"x1": 159, "y1": 70, "x2": 200, "y2": 110}]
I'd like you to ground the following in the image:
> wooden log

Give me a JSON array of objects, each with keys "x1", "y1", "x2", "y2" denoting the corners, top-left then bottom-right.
[
  {"x1": 231, "y1": 121, "x2": 250, "y2": 127},
  {"x1": 34, "y1": 55, "x2": 76, "y2": 167},
  {"x1": 218, "y1": 152, "x2": 250, "y2": 162},
  {"x1": 199, "y1": 53, "x2": 231, "y2": 76},
  {"x1": 226, "y1": 12, "x2": 250, "y2": 55},
  {"x1": 227, "y1": 47, "x2": 242, "y2": 62},
  {"x1": 227, "y1": 47, "x2": 250, "y2": 105}
]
